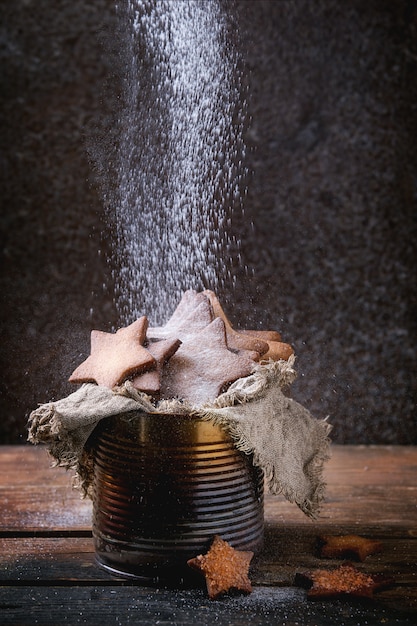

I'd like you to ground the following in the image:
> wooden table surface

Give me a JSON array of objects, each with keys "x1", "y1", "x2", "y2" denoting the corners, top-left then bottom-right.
[{"x1": 1, "y1": 444, "x2": 416, "y2": 625}]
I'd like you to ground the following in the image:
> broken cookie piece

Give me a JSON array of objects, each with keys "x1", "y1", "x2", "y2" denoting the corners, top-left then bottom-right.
[
  {"x1": 295, "y1": 564, "x2": 393, "y2": 600},
  {"x1": 318, "y1": 534, "x2": 383, "y2": 562},
  {"x1": 187, "y1": 535, "x2": 254, "y2": 600}
]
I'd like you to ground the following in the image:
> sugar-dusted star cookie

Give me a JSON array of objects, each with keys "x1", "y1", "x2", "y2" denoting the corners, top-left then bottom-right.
[
  {"x1": 187, "y1": 535, "x2": 254, "y2": 600},
  {"x1": 295, "y1": 564, "x2": 393, "y2": 600},
  {"x1": 147, "y1": 290, "x2": 213, "y2": 342},
  {"x1": 162, "y1": 290, "x2": 209, "y2": 325},
  {"x1": 318, "y1": 534, "x2": 383, "y2": 562},
  {"x1": 130, "y1": 337, "x2": 181, "y2": 396},
  {"x1": 160, "y1": 317, "x2": 259, "y2": 404},
  {"x1": 69, "y1": 317, "x2": 155, "y2": 389}
]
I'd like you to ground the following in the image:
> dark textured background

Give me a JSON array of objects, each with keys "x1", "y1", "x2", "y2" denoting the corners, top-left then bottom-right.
[{"x1": 1, "y1": 0, "x2": 416, "y2": 444}]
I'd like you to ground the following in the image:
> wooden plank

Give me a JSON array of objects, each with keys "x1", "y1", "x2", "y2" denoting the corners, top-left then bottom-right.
[
  {"x1": 0, "y1": 445, "x2": 92, "y2": 532},
  {"x1": 324, "y1": 445, "x2": 417, "y2": 483},
  {"x1": 265, "y1": 444, "x2": 417, "y2": 527},
  {"x1": 0, "y1": 585, "x2": 415, "y2": 626},
  {"x1": 0, "y1": 445, "x2": 74, "y2": 486},
  {"x1": 265, "y1": 485, "x2": 417, "y2": 527},
  {"x1": 3, "y1": 445, "x2": 417, "y2": 490},
  {"x1": 0, "y1": 537, "x2": 108, "y2": 582},
  {"x1": 1, "y1": 445, "x2": 416, "y2": 531},
  {"x1": 0, "y1": 486, "x2": 92, "y2": 533},
  {"x1": 0, "y1": 527, "x2": 416, "y2": 610}
]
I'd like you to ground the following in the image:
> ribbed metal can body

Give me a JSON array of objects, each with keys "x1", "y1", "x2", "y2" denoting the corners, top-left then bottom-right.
[{"x1": 92, "y1": 411, "x2": 264, "y2": 583}]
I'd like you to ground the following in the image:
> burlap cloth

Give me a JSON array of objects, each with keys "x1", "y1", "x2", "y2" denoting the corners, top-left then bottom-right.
[{"x1": 28, "y1": 357, "x2": 331, "y2": 517}]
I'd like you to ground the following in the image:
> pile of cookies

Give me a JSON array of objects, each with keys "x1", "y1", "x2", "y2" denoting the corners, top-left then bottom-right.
[{"x1": 69, "y1": 289, "x2": 293, "y2": 405}]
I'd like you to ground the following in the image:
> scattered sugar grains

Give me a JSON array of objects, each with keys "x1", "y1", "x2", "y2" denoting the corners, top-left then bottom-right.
[{"x1": 112, "y1": 0, "x2": 248, "y2": 325}]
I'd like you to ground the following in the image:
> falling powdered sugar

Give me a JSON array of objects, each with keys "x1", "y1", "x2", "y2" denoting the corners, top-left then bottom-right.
[{"x1": 110, "y1": 0, "x2": 248, "y2": 325}]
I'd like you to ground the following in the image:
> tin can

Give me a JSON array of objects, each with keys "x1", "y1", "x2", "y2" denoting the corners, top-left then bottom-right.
[{"x1": 92, "y1": 411, "x2": 264, "y2": 584}]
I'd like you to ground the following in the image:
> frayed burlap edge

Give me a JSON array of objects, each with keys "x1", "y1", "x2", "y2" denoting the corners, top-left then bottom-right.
[{"x1": 196, "y1": 359, "x2": 332, "y2": 517}]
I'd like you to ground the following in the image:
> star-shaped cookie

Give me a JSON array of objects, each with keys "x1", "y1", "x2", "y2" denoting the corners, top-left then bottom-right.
[
  {"x1": 187, "y1": 535, "x2": 254, "y2": 599},
  {"x1": 318, "y1": 534, "x2": 383, "y2": 562},
  {"x1": 69, "y1": 317, "x2": 155, "y2": 389},
  {"x1": 295, "y1": 564, "x2": 393, "y2": 600},
  {"x1": 160, "y1": 317, "x2": 259, "y2": 404},
  {"x1": 147, "y1": 290, "x2": 213, "y2": 343},
  {"x1": 159, "y1": 289, "x2": 209, "y2": 328},
  {"x1": 130, "y1": 337, "x2": 181, "y2": 396}
]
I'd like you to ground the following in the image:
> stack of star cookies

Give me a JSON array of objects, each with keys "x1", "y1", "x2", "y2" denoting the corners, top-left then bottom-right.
[{"x1": 69, "y1": 289, "x2": 293, "y2": 405}]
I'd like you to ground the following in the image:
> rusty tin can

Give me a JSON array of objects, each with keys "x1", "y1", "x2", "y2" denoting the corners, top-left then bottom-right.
[{"x1": 92, "y1": 411, "x2": 264, "y2": 584}]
